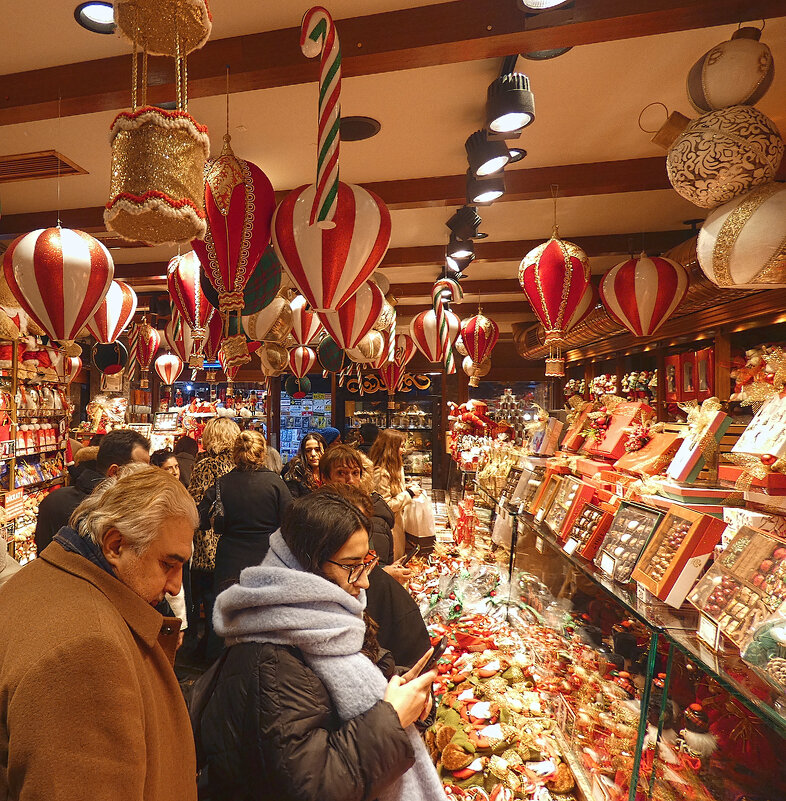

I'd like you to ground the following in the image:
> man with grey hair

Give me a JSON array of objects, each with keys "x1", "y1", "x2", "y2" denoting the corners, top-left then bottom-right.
[{"x1": 0, "y1": 465, "x2": 198, "y2": 801}]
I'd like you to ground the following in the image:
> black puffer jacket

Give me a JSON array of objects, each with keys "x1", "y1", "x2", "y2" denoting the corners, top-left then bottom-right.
[
  {"x1": 370, "y1": 491, "x2": 395, "y2": 565},
  {"x1": 200, "y1": 641, "x2": 415, "y2": 801}
]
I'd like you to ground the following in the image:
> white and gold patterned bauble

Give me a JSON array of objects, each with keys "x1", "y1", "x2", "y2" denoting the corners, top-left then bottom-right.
[
  {"x1": 697, "y1": 182, "x2": 786, "y2": 288},
  {"x1": 665, "y1": 106, "x2": 783, "y2": 209}
]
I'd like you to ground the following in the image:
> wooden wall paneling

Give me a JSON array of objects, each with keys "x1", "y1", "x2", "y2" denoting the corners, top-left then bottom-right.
[{"x1": 714, "y1": 329, "x2": 731, "y2": 402}]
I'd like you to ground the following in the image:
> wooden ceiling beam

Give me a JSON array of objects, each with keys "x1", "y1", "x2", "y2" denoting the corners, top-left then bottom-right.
[{"x1": 1, "y1": 0, "x2": 783, "y2": 126}]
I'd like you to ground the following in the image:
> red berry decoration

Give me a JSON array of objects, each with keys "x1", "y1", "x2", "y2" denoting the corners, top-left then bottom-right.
[{"x1": 762, "y1": 453, "x2": 777, "y2": 466}]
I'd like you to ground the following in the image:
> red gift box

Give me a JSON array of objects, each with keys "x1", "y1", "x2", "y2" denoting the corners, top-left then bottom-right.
[
  {"x1": 613, "y1": 432, "x2": 683, "y2": 476},
  {"x1": 585, "y1": 402, "x2": 655, "y2": 461},
  {"x1": 718, "y1": 463, "x2": 786, "y2": 494},
  {"x1": 562, "y1": 407, "x2": 592, "y2": 452}
]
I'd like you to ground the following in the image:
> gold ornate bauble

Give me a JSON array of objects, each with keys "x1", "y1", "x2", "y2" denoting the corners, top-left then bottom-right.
[
  {"x1": 665, "y1": 105, "x2": 783, "y2": 209},
  {"x1": 455, "y1": 334, "x2": 468, "y2": 357},
  {"x1": 258, "y1": 342, "x2": 288, "y2": 374},
  {"x1": 697, "y1": 182, "x2": 786, "y2": 288},
  {"x1": 463, "y1": 356, "x2": 491, "y2": 387},
  {"x1": 0, "y1": 310, "x2": 20, "y2": 341},
  {"x1": 372, "y1": 298, "x2": 396, "y2": 332},
  {"x1": 242, "y1": 297, "x2": 293, "y2": 343},
  {"x1": 105, "y1": 107, "x2": 209, "y2": 245},
  {"x1": 346, "y1": 330, "x2": 385, "y2": 363},
  {"x1": 114, "y1": 0, "x2": 212, "y2": 57}
]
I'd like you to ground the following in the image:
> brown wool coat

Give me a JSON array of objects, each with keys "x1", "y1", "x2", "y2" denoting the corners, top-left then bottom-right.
[{"x1": 0, "y1": 543, "x2": 197, "y2": 801}]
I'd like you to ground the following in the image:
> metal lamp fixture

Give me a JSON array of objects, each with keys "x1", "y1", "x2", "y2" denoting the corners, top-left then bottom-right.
[
  {"x1": 446, "y1": 249, "x2": 475, "y2": 273},
  {"x1": 447, "y1": 206, "x2": 485, "y2": 240},
  {"x1": 446, "y1": 234, "x2": 474, "y2": 260},
  {"x1": 466, "y1": 170, "x2": 505, "y2": 205},
  {"x1": 486, "y1": 73, "x2": 535, "y2": 135},
  {"x1": 518, "y1": 0, "x2": 572, "y2": 9},
  {"x1": 465, "y1": 130, "x2": 510, "y2": 177}
]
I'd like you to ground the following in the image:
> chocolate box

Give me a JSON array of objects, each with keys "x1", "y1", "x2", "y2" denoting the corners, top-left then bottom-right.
[
  {"x1": 594, "y1": 501, "x2": 665, "y2": 583},
  {"x1": 585, "y1": 402, "x2": 655, "y2": 461},
  {"x1": 613, "y1": 432, "x2": 683, "y2": 477},
  {"x1": 563, "y1": 501, "x2": 615, "y2": 560}
]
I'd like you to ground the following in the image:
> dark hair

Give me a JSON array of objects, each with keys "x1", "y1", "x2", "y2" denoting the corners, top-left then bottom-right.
[
  {"x1": 88, "y1": 433, "x2": 105, "y2": 447},
  {"x1": 150, "y1": 448, "x2": 177, "y2": 468},
  {"x1": 96, "y1": 429, "x2": 151, "y2": 473},
  {"x1": 281, "y1": 489, "x2": 370, "y2": 575},
  {"x1": 359, "y1": 423, "x2": 378, "y2": 444},
  {"x1": 327, "y1": 482, "x2": 375, "y2": 518},
  {"x1": 173, "y1": 435, "x2": 198, "y2": 456},
  {"x1": 298, "y1": 431, "x2": 327, "y2": 462},
  {"x1": 319, "y1": 444, "x2": 364, "y2": 481}
]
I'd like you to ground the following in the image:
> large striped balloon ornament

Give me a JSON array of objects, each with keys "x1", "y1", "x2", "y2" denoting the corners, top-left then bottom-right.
[
  {"x1": 410, "y1": 308, "x2": 460, "y2": 362},
  {"x1": 289, "y1": 345, "x2": 317, "y2": 378},
  {"x1": 272, "y1": 182, "x2": 392, "y2": 312},
  {"x1": 317, "y1": 279, "x2": 384, "y2": 348},
  {"x1": 155, "y1": 353, "x2": 184, "y2": 387},
  {"x1": 86, "y1": 280, "x2": 137, "y2": 344},
  {"x1": 132, "y1": 320, "x2": 161, "y2": 388},
  {"x1": 394, "y1": 332, "x2": 417, "y2": 367},
  {"x1": 461, "y1": 313, "x2": 499, "y2": 386},
  {"x1": 165, "y1": 312, "x2": 197, "y2": 364},
  {"x1": 379, "y1": 361, "x2": 404, "y2": 408},
  {"x1": 63, "y1": 356, "x2": 82, "y2": 385},
  {"x1": 600, "y1": 253, "x2": 689, "y2": 337},
  {"x1": 290, "y1": 294, "x2": 324, "y2": 345},
  {"x1": 167, "y1": 250, "x2": 215, "y2": 366},
  {"x1": 3, "y1": 227, "x2": 114, "y2": 351}
]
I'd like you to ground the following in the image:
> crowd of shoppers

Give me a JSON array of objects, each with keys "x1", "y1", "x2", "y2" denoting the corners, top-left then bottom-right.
[{"x1": 0, "y1": 423, "x2": 441, "y2": 801}]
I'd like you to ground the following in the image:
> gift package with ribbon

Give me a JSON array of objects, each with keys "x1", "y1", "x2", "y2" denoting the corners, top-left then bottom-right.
[
  {"x1": 666, "y1": 398, "x2": 731, "y2": 484},
  {"x1": 583, "y1": 400, "x2": 655, "y2": 461}
]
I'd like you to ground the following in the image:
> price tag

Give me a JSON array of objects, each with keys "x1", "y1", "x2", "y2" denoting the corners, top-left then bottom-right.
[
  {"x1": 563, "y1": 538, "x2": 579, "y2": 556},
  {"x1": 637, "y1": 583, "x2": 651, "y2": 603},
  {"x1": 535, "y1": 536, "x2": 544, "y2": 554},
  {"x1": 697, "y1": 613, "x2": 720, "y2": 651},
  {"x1": 3, "y1": 489, "x2": 24, "y2": 521},
  {"x1": 535, "y1": 508, "x2": 546, "y2": 523},
  {"x1": 599, "y1": 551, "x2": 616, "y2": 577}
]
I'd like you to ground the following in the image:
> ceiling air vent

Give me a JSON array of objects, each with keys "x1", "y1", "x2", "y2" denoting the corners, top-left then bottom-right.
[{"x1": 0, "y1": 150, "x2": 88, "y2": 184}]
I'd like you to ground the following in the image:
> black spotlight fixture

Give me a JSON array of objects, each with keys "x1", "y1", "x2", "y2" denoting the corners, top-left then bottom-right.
[
  {"x1": 465, "y1": 130, "x2": 510, "y2": 177},
  {"x1": 446, "y1": 234, "x2": 474, "y2": 261},
  {"x1": 446, "y1": 250, "x2": 474, "y2": 275},
  {"x1": 521, "y1": 47, "x2": 572, "y2": 60},
  {"x1": 447, "y1": 206, "x2": 486, "y2": 240},
  {"x1": 508, "y1": 147, "x2": 527, "y2": 163},
  {"x1": 486, "y1": 73, "x2": 535, "y2": 136},
  {"x1": 466, "y1": 170, "x2": 505, "y2": 205},
  {"x1": 74, "y1": 1, "x2": 115, "y2": 33}
]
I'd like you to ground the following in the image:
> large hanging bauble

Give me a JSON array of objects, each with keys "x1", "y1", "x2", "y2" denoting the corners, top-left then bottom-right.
[
  {"x1": 258, "y1": 342, "x2": 289, "y2": 375},
  {"x1": 167, "y1": 250, "x2": 215, "y2": 365},
  {"x1": 687, "y1": 27, "x2": 774, "y2": 113},
  {"x1": 92, "y1": 342, "x2": 128, "y2": 376},
  {"x1": 461, "y1": 313, "x2": 499, "y2": 366},
  {"x1": 600, "y1": 253, "x2": 689, "y2": 336},
  {"x1": 155, "y1": 353, "x2": 184, "y2": 386},
  {"x1": 285, "y1": 374, "x2": 312, "y2": 399},
  {"x1": 106, "y1": 107, "x2": 209, "y2": 245},
  {"x1": 200, "y1": 243, "x2": 282, "y2": 317},
  {"x1": 455, "y1": 335, "x2": 468, "y2": 357},
  {"x1": 192, "y1": 135, "x2": 276, "y2": 316},
  {"x1": 410, "y1": 307, "x2": 460, "y2": 362},
  {"x1": 3, "y1": 227, "x2": 114, "y2": 345},
  {"x1": 114, "y1": 0, "x2": 212, "y2": 57},
  {"x1": 64, "y1": 355, "x2": 82, "y2": 385},
  {"x1": 289, "y1": 345, "x2": 317, "y2": 379},
  {"x1": 133, "y1": 320, "x2": 161, "y2": 388},
  {"x1": 318, "y1": 279, "x2": 384, "y2": 349},
  {"x1": 463, "y1": 356, "x2": 491, "y2": 387},
  {"x1": 394, "y1": 332, "x2": 417, "y2": 367},
  {"x1": 86, "y1": 280, "x2": 137, "y2": 344},
  {"x1": 290, "y1": 294, "x2": 324, "y2": 345},
  {"x1": 373, "y1": 270, "x2": 390, "y2": 296},
  {"x1": 316, "y1": 336, "x2": 346, "y2": 373},
  {"x1": 242, "y1": 297, "x2": 293, "y2": 343},
  {"x1": 164, "y1": 313, "x2": 197, "y2": 364},
  {"x1": 697, "y1": 182, "x2": 786, "y2": 288},
  {"x1": 272, "y1": 182, "x2": 392, "y2": 312},
  {"x1": 345, "y1": 330, "x2": 385, "y2": 363},
  {"x1": 373, "y1": 297, "x2": 396, "y2": 332},
  {"x1": 664, "y1": 106, "x2": 783, "y2": 209}
]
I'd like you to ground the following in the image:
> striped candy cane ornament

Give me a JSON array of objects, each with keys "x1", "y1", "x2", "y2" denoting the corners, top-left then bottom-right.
[
  {"x1": 300, "y1": 7, "x2": 342, "y2": 228},
  {"x1": 127, "y1": 323, "x2": 139, "y2": 380},
  {"x1": 432, "y1": 277, "x2": 464, "y2": 375}
]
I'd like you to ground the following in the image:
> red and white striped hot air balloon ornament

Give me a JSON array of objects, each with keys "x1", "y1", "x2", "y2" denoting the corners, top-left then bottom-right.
[
  {"x1": 272, "y1": 7, "x2": 391, "y2": 313},
  {"x1": 155, "y1": 352, "x2": 184, "y2": 387},
  {"x1": 317, "y1": 279, "x2": 384, "y2": 349},
  {"x1": 410, "y1": 307, "x2": 460, "y2": 363},
  {"x1": 86, "y1": 280, "x2": 138, "y2": 344},
  {"x1": 131, "y1": 318, "x2": 161, "y2": 388},
  {"x1": 599, "y1": 252, "x2": 689, "y2": 337}
]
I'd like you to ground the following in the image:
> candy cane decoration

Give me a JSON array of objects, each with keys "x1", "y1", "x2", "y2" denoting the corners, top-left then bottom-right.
[
  {"x1": 432, "y1": 277, "x2": 464, "y2": 375},
  {"x1": 301, "y1": 7, "x2": 342, "y2": 228},
  {"x1": 127, "y1": 323, "x2": 139, "y2": 379}
]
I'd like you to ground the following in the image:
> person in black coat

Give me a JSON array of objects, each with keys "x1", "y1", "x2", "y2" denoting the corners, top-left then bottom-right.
[
  {"x1": 198, "y1": 430, "x2": 292, "y2": 596},
  {"x1": 282, "y1": 432, "x2": 326, "y2": 497},
  {"x1": 173, "y1": 434, "x2": 198, "y2": 487},
  {"x1": 357, "y1": 422, "x2": 378, "y2": 456},
  {"x1": 34, "y1": 429, "x2": 151, "y2": 555},
  {"x1": 200, "y1": 492, "x2": 438, "y2": 801}
]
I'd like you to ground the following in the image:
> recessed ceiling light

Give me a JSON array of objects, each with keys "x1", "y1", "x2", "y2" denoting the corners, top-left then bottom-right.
[
  {"x1": 74, "y1": 1, "x2": 115, "y2": 33},
  {"x1": 521, "y1": 47, "x2": 572, "y2": 61},
  {"x1": 340, "y1": 116, "x2": 381, "y2": 141},
  {"x1": 508, "y1": 147, "x2": 527, "y2": 163}
]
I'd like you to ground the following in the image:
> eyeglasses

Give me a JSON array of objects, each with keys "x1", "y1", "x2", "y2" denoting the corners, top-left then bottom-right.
[{"x1": 324, "y1": 555, "x2": 379, "y2": 584}]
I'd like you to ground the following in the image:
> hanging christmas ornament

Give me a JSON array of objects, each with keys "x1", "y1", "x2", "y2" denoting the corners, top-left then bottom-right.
[
  {"x1": 243, "y1": 296, "x2": 293, "y2": 343},
  {"x1": 289, "y1": 345, "x2": 317, "y2": 378},
  {"x1": 164, "y1": 310, "x2": 197, "y2": 364},
  {"x1": 394, "y1": 332, "x2": 417, "y2": 368},
  {"x1": 63, "y1": 355, "x2": 82, "y2": 385},
  {"x1": 316, "y1": 335, "x2": 346, "y2": 373},
  {"x1": 167, "y1": 250, "x2": 216, "y2": 366},
  {"x1": 432, "y1": 276, "x2": 464, "y2": 374},
  {"x1": 272, "y1": 8, "x2": 391, "y2": 312},
  {"x1": 131, "y1": 318, "x2": 161, "y2": 388},
  {"x1": 92, "y1": 341, "x2": 129, "y2": 376},
  {"x1": 345, "y1": 329, "x2": 385, "y2": 363},
  {"x1": 258, "y1": 341, "x2": 289, "y2": 376},
  {"x1": 651, "y1": 105, "x2": 783, "y2": 209},
  {"x1": 285, "y1": 374, "x2": 312, "y2": 399},
  {"x1": 3, "y1": 227, "x2": 114, "y2": 353},
  {"x1": 371, "y1": 328, "x2": 395, "y2": 370},
  {"x1": 373, "y1": 297, "x2": 396, "y2": 332},
  {"x1": 600, "y1": 252, "x2": 689, "y2": 336},
  {"x1": 155, "y1": 352, "x2": 184, "y2": 386},
  {"x1": 218, "y1": 347, "x2": 240, "y2": 385},
  {"x1": 518, "y1": 195, "x2": 591, "y2": 378},
  {"x1": 317, "y1": 279, "x2": 384, "y2": 349},
  {"x1": 86, "y1": 279, "x2": 137, "y2": 344},
  {"x1": 455, "y1": 334, "x2": 468, "y2": 357},
  {"x1": 687, "y1": 26, "x2": 774, "y2": 113},
  {"x1": 566, "y1": 279, "x2": 598, "y2": 332},
  {"x1": 372, "y1": 270, "x2": 390, "y2": 296},
  {"x1": 409, "y1": 307, "x2": 460, "y2": 363},
  {"x1": 463, "y1": 356, "x2": 491, "y2": 382},
  {"x1": 378, "y1": 361, "x2": 404, "y2": 409},
  {"x1": 290, "y1": 294, "x2": 324, "y2": 345},
  {"x1": 697, "y1": 182, "x2": 786, "y2": 288},
  {"x1": 461, "y1": 311, "x2": 499, "y2": 387}
]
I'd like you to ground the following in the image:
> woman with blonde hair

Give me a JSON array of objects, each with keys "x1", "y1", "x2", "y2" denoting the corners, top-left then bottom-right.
[
  {"x1": 369, "y1": 429, "x2": 421, "y2": 560},
  {"x1": 198, "y1": 430, "x2": 292, "y2": 607},
  {"x1": 186, "y1": 416, "x2": 241, "y2": 659}
]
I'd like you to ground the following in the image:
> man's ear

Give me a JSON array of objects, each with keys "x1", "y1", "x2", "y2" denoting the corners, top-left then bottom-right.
[
  {"x1": 105, "y1": 463, "x2": 120, "y2": 477},
  {"x1": 101, "y1": 527, "x2": 124, "y2": 567}
]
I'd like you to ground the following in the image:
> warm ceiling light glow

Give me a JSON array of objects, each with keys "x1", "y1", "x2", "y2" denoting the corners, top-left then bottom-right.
[
  {"x1": 518, "y1": 0, "x2": 572, "y2": 9},
  {"x1": 486, "y1": 74, "x2": 535, "y2": 134},
  {"x1": 74, "y1": 1, "x2": 115, "y2": 33},
  {"x1": 465, "y1": 130, "x2": 510, "y2": 177},
  {"x1": 508, "y1": 147, "x2": 527, "y2": 163},
  {"x1": 466, "y1": 170, "x2": 505, "y2": 205}
]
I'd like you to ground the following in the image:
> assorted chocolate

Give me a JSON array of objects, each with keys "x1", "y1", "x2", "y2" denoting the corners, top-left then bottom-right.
[{"x1": 594, "y1": 502, "x2": 663, "y2": 582}]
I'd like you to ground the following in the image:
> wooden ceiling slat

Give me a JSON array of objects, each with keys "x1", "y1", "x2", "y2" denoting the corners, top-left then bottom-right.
[{"x1": 1, "y1": 0, "x2": 782, "y2": 125}]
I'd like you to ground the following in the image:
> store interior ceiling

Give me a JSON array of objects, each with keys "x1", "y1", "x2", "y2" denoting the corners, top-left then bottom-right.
[{"x1": 0, "y1": 0, "x2": 784, "y2": 339}]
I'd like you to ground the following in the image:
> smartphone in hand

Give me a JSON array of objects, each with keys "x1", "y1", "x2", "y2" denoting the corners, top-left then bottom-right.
[
  {"x1": 419, "y1": 636, "x2": 448, "y2": 675},
  {"x1": 399, "y1": 544, "x2": 420, "y2": 567}
]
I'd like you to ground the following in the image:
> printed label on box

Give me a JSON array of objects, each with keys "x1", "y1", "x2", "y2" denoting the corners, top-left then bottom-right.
[
  {"x1": 697, "y1": 613, "x2": 720, "y2": 650},
  {"x1": 599, "y1": 551, "x2": 616, "y2": 577},
  {"x1": 535, "y1": 536, "x2": 544, "y2": 554},
  {"x1": 563, "y1": 538, "x2": 579, "y2": 555}
]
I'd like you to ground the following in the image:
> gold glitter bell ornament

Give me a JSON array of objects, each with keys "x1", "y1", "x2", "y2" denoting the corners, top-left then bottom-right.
[{"x1": 105, "y1": 0, "x2": 212, "y2": 246}]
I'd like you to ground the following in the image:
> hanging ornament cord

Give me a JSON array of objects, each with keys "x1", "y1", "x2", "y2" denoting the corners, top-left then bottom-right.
[
  {"x1": 56, "y1": 93, "x2": 62, "y2": 228},
  {"x1": 551, "y1": 183, "x2": 559, "y2": 237}
]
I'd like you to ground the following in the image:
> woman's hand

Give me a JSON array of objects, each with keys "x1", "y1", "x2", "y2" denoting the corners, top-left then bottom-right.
[
  {"x1": 384, "y1": 670, "x2": 436, "y2": 729},
  {"x1": 400, "y1": 648, "x2": 433, "y2": 684},
  {"x1": 383, "y1": 563, "x2": 412, "y2": 585},
  {"x1": 408, "y1": 484, "x2": 422, "y2": 498}
]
